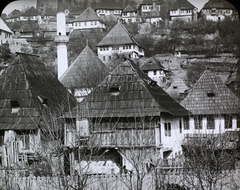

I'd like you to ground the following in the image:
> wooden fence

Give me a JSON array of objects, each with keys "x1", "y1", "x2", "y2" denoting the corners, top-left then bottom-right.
[{"x1": 1, "y1": 169, "x2": 240, "y2": 190}]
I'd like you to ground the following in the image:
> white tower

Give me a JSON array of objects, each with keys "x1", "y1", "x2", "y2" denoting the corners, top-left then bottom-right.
[{"x1": 54, "y1": 0, "x2": 69, "y2": 79}]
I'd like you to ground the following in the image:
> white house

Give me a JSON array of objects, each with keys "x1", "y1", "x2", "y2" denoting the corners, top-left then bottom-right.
[
  {"x1": 200, "y1": 0, "x2": 237, "y2": 21},
  {"x1": 121, "y1": 5, "x2": 142, "y2": 23},
  {"x1": 19, "y1": 6, "x2": 41, "y2": 23},
  {"x1": 95, "y1": 6, "x2": 123, "y2": 17},
  {"x1": 169, "y1": 0, "x2": 198, "y2": 22},
  {"x1": 139, "y1": 0, "x2": 161, "y2": 17},
  {"x1": 0, "y1": 18, "x2": 13, "y2": 45},
  {"x1": 72, "y1": 7, "x2": 106, "y2": 30},
  {"x1": 96, "y1": 21, "x2": 144, "y2": 62},
  {"x1": 181, "y1": 70, "x2": 240, "y2": 136}
]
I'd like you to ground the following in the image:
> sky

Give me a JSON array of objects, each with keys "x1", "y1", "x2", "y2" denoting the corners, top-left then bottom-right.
[{"x1": 2, "y1": 0, "x2": 209, "y2": 15}]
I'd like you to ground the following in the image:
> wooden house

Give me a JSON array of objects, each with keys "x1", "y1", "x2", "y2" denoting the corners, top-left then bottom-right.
[
  {"x1": 20, "y1": 6, "x2": 41, "y2": 23},
  {"x1": 0, "y1": 18, "x2": 13, "y2": 45},
  {"x1": 96, "y1": 21, "x2": 145, "y2": 63},
  {"x1": 121, "y1": 5, "x2": 142, "y2": 23},
  {"x1": 181, "y1": 69, "x2": 240, "y2": 137},
  {"x1": 200, "y1": 0, "x2": 237, "y2": 21},
  {"x1": 64, "y1": 59, "x2": 189, "y2": 174},
  {"x1": 59, "y1": 45, "x2": 110, "y2": 102},
  {"x1": 168, "y1": 0, "x2": 197, "y2": 22},
  {"x1": 95, "y1": 5, "x2": 123, "y2": 17},
  {"x1": 0, "y1": 52, "x2": 76, "y2": 169},
  {"x1": 72, "y1": 7, "x2": 106, "y2": 30},
  {"x1": 4, "y1": 9, "x2": 22, "y2": 23},
  {"x1": 139, "y1": 0, "x2": 161, "y2": 17}
]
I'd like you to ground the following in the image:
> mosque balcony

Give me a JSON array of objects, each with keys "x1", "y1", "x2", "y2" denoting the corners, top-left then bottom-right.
[{"x1": 54, "y1": 35, "x2": 69, "y2": 43}]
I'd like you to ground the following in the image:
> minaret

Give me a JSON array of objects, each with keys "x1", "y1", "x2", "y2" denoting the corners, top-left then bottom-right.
[{"x1": 55, "y1": 0, "x2": 69, "y2": 79}]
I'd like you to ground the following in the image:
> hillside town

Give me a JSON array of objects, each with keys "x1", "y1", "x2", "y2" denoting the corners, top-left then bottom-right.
[{"x1": 0, "y1": 0, "x2": 240, "y2": 189}]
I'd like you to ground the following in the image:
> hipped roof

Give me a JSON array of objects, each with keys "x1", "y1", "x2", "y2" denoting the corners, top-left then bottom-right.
[
  {"x1": 0, "y1": 53, "x2": 76, "y2": 130},
  {"x1": 140, "y1": 57, "x2": 165, "y2": 71},
  {"x1": 74, "y1": 7, "x2": 104, "y2": 22},
  {"x1": 202, "y1": 0, "x2": 235, "y2": 9},
  {"x1": 21, "y1": 6, "x2": 40, "y2": 16},
  {"x1": 97, "y1": 22, "x2": 141, "y2": 47},
  {"x1": 181, "y1": 70, "x2": 240, "y2": 115},
  {"x1": 60, "y1": 45, "x2": 110, "y2": 89},
  {"x1": 122, "y1": 5, "x2": 137, "y2": 13},
  {"x1": 66, "y1": 59, "x2": 189, "y2": 118},
  {"x1": 169, "y1": 0, "x2": 196, "y2": 10}
]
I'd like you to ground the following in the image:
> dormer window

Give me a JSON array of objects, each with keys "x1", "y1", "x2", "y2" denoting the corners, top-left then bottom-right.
[
  {"x1": 207, "y1": 92, "x2": 215, "y2": 97},
  {"x1": 110, "y1": 86, "x2": 120, "y2": 96},
  {"x1": 11, "y1": 100, "x2": 20, "y2": 113}
]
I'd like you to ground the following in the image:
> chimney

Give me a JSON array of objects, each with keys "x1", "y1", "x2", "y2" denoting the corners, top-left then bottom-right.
[{"x1": 54, "y1": 0, "x2": 69, "y2": 79}]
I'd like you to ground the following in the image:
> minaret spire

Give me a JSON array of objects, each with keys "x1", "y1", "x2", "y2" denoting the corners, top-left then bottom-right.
[{"x1": 55, "y1": 0, "x2": 69, "y2": 79}]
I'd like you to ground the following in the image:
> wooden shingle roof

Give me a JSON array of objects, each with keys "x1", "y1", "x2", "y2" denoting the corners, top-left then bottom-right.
[
  {"x1": 225, "y1": 59, "x2": 240, "y2": 84},
  {"x1": 59, "y1": 45, "x2": 110, "y2": 89},
  {"x1": 97, "y1": 21, "x2": 140, "y2": 47},
  {"x1": 181, "y1": 70, "x2": 240, "y2": 115},
  {"x1": 202, "y1": 0, "x2": 235, "y2": 9},
  {"x1": 21, "y1": 6, "x2": 40, "y2": 16},
  {"x1": 122, "y1": 5, "x2": 136, "y2": 13},
  {"x1": 169, "y1": 0, "x2": 196, "y2": 10},
  {"x1": 140, "y1": 57, "x2": 165, "y2": 71},
  {"x1": 0, "y1": 53, "x2": 76, "y2": 130},
  {"x1": 74, "y1": 7, "x2": 104, "y2": 22},
  {"x1": 67, "y1": 59, "x2": 189, "y2": 118}
]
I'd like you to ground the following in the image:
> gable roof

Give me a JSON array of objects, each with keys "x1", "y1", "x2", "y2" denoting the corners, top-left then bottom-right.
[
  {"x1": 0, "y1": 18, "x2": 12, "y2": 33},
  {"x1": 122, "y1": 5, "x2": 137, "y2": 13},
  {"x1": 202, "y1": 0, "x2": 235, "y2": 9},
  {"x1": 66, "y1": 59, "x2": 189, "y2": 118},
  {"x1": 140, "y1": 57, "x2": 165, "y2": 71},
  {"x1": 181, "y1": 70, "x2": 240, "y2": 115},
  {"x1": 21, "y1": 6, "x2": 40, "y2": 16},
  {"x1": 169, "y1": 0, "x2": 196, "y2": 10},
  {"x1": 97, "y1": 21, "x2": 140, "y2": 47},
  {"x1": 74, "y1": 7, "x2": 104, "y2": 22},
  {"x1": 0, "y1": 53, "x2": 76, "y2": 130},
  {"x1": 59, "y1": 45, "x2": 110, "y2": 89},
  {"x1": 8, "y1": 9, "x2": 23, "y2": 19}
]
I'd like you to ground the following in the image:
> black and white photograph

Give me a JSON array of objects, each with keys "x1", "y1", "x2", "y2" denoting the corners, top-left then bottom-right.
[{"x1": 0, "y1": 0, "x2": 240, "y2": 189}]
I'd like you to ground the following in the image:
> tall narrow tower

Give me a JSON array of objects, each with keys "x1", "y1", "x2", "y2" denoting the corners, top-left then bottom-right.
[{"x1": 54, "y1": 0, "x2": 69, "y2": 79}]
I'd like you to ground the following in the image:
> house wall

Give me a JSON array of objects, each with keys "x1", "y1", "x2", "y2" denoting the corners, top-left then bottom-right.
[
  {"x1": 67, "y1": 88, "x2": 92, "y2": 102},
  {"x1": 72, "y1": 20, "x2": 106, "y2": 30},
  {"x1": 96, "y1": 9, "x2": 122, "y2": 16},
  {"x1": 0, "y1": 30, "x2": 12, "y2": 44},
  {"x1": 183, "y1": 115, "x2": 239, "y2": 135},
  {"x1": 140, "y1": 4, "x2": 161, "y2": 15},
  {"x1": 97, "y1": 45, "x2": 144, "y2": 62},
  {"x1": 201, "y1": 8, "x2": 234, "y2": 21},
  {"x1": 122, "y1": 17, "x2": 142, "y2": 23},
  {"x1": 169, "y1": 9, "x2": 196, "y2": 22}
]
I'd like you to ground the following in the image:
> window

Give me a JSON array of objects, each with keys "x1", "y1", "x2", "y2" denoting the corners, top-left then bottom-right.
[
  {"x1": 237, "y1": 115, "x2": 240, "y2": 128},
  {"x1": 103, "y1": 56, "x2": 105, "y2": 61},
  {"x1": 179, "y1": 120, "x2": 182, "y2": 133},
  {"x1": 165, "y1": 123, "x2": 171, "y2": 136},
  {"x1": 76, "y1": 119, "x2": 90, "y2": 137},
  {"x1": 109, "y1": 86, "x2": 120, "y2": 96},
  {"x1": 109, "y1": 56, "x2": 111, "y2": 60},
  {"x1": 153, "y1": 70, "x2": 157, "y2": 75},
  {"x1": 183, "y1": 116, "x2": 189, "y2": 130},
  {"x1": 207, "y1": 115, "x2": 215, "y2": 129},
  {"x1": 11, "y1": 100, "x2": 20, "y2": 113},
  {"x1": 194, "y1": 115, "x2": 202, "y2": 129},
  {"x1": 225, "y1": 115, "x2": 233, "y2": 129}
]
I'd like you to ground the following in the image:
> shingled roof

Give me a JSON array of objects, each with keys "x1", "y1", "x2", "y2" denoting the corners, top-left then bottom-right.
[
  {"x1": 202, "y1": 0, "x2": 235, "y2": 9},
  {"x1": 21, "y1": 6, "x2": 40, "y2": 16},
  {"x1": 66, "y1": 59, "x2": 189, "y2": 118},
  {"x1": 0, "y1": 53, "x2": 76, "y2": 130},
  {"x1": 225, "y1": 59, "x2": 240, "y2": 85},
  {"x1": 97, "y1": 21, "x2": 140, "y2": 47},
  {"x1": 169, "y1": 0, "x2": 196, "y2": 10},
  {"x1": 59, "y1": 45, "x2": 110, "y2": 89},
  {"x1": 122, "y1": 5, "x2": 137, "y2": 13},
  {"x1": 74, "y1": 7, "x2": 104, "y2": 22},
  {"x1": 181, "y1": 70, "x2": 240, "y2": 115}
]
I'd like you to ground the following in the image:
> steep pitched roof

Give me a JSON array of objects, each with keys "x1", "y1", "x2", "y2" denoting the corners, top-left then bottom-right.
[
  {"x1": 8, "y1": 9, "x2": 23, "y2": 19},
  {"x1": 21, "y1": 6, "x2": 40, "y2": 16},
  {"x1": 59, "y1": 45, "x2": 110, "y2": 89},
  {"x1": 0, "y1": 53, "x2": 76, "y2": 130},
  {"x1": 74, "y1": 7, "x2": 104, "y2": 22},
  {"x1": 122, "y1": 5, "x2": 136, "y2": 13},
  {"x1": 169, "y1": 0, "x2": 196, "y2": 10},
  {"x1": 140, "y1": 0, "x2": 161, "y2": 5},
  {"x1": 97, "y1": 22, "x2": 140, "y2": 47},
  {"x1": 202, "y1": 0, "x2": 235, "y2": 9},
  {"x1": 140, "y1": 57, "x2": 165, "y2": 71},
  {"x1": 0, "y1": 18, "x2": 12, "y2": 33},
  {"x1": 181, "y1": 70, "x2": 240, "y2": 115},
  {"x1": 66, "y1": 59, "x2": 189, "y2": 118}
]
